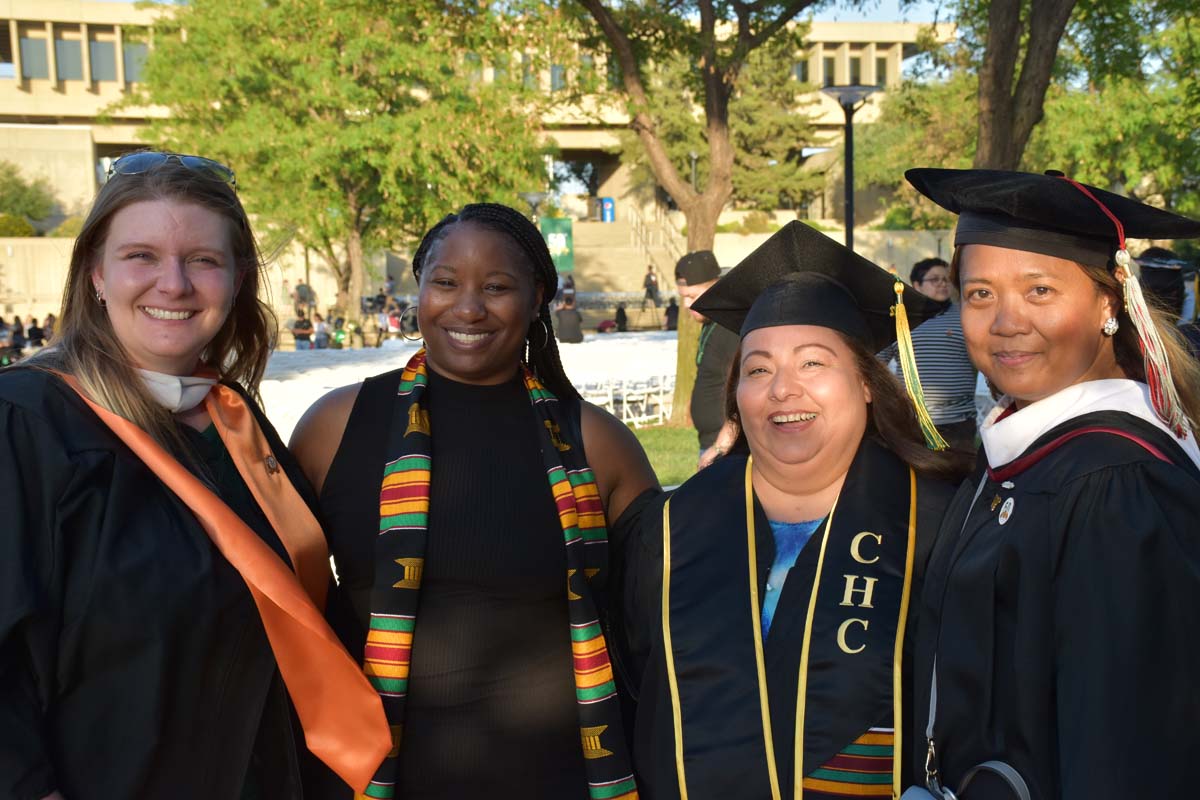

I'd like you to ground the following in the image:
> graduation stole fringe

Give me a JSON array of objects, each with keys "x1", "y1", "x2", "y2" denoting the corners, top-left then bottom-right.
[{"x1": 360, "y1": 349, "x2": 638, "y2": 800}]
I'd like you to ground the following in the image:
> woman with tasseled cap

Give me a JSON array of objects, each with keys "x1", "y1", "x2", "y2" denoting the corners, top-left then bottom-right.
[
  {"x1": 903, "y1": 168, "x2": 1200, "y2": 800},
  {"x1": 614, "y1": 221, "x2": 971, "y2": 800}
]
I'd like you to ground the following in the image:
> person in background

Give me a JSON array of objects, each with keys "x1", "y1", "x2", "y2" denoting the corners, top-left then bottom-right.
[
  {"x1": 642, "y1": 264, "x2": 661, "y2": 309},
  {"x1": 10, "y1": 317, "x2": 25, "y2": 358},
  {"x1": 0, "y1": 150, "x2": 388, "y2": 800},
  {"x1": 905, "y1": 166, "x2": 1200, "y2": 800},
  {"x1": 313, "y1": 312, "x2": 331, "y2": 349},
  {"x1": 676, "y1": 250, "x2": 740, "y2": 465},
  {"x1": 615, "y1": 302, "x2": 628, "y2": 332},
  {"x1": 909, "y1": 256, "x2": 952, "y2": 303},
  {"x1": 562, "y1": 273, "x2": 576, "y2": 305},
  {"x1": 293, "y1": 280, "x2": 314, "y2": 317},
  {"x1": 555, "y1": 294, "x2": 584, "y2": 344},
  {"x1": 26, "y1": 317, "x2": 44, "y2": 349},
  {"x1": 42, "y1": 313, "x2": 56, "y2": 343},
  {"x1": 879, "y1": 256, "x2": 978, "y2": 450},
  {"x1": 291, "y1": 309, "x2": 314, "y2": 350},
  {"x1": 618, "y1": 222, "x2": 967, "y2": 800},
  {"x1": 383, "y1": 275, "x2": 395, "y2": 298},
  {"x1": 1137, "y1": 246, "x2": 1200, "y2": 357},
  {"x1": 663, "y1": 296, "x2": 679, "y2": 331}
]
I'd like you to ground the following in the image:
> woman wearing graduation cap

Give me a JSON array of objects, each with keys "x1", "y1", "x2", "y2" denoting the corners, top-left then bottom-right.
[
  {"x1": 903, "y1": 168, "x2": 1200, "y2": 800},
  {"x1": 615, "y1": 221, "x2": 970, "y2": 800}
]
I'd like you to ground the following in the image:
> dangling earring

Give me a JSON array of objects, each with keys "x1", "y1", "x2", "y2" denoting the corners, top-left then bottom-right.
[
  {"x1": 1102, "y1": 316, "x2": 1119, "y2": 337},
  {"x1": 95, "y1": 287, "x2": 106, "y2": 307}
]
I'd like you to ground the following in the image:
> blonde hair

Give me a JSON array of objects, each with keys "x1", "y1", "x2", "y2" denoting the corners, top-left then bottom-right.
[
  {"x1": 951, "y1": 247, "x2": 1200, "y2": 430},
  {"x1": 26, "y1": 155, "x2": 276, "y2": 450}
]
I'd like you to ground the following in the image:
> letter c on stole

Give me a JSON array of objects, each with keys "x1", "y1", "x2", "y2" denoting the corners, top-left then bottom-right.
[
  {"x1": 851, "y1": 531, "x2": 882, "y2": 564},
  {"x1": 837, "y1": 618, "x2": 869, "y2": 654}
]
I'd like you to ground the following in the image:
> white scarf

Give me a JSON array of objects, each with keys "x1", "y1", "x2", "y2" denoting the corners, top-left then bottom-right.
[
  {"x1": 137, "y1": 369, "x2": 219, "y2": 413},
  {"x1": 980, "y1": 378, "x2": 1200, "y2": 471}
]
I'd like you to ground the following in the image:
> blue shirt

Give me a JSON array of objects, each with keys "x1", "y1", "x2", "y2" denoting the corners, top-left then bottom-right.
[{"x1": 761, "y1": 518, "x2": 823, "y2": 639}]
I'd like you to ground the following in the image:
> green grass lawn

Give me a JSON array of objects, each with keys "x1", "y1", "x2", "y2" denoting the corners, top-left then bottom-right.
[{"x1": 631, "y1": 424, "x2": 697, "y2": 488}]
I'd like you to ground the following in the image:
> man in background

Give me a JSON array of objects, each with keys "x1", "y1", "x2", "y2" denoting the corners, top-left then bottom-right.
[{"x1": 676, "y1": 251, "x2": 739, "y2": 465}]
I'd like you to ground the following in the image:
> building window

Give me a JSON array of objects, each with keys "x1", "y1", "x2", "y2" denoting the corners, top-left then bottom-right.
[
  {"x1": 0, "y1": 22, "x2": 13, "y2": 78},
  {"x1": 876, "y1": 56, "x2": 889, "y2": 86},
  {"x1": 493, "y1": 53, "x2": 510, "y2": 83},
  {"x1": 56, "y1": 39, "x2": 84, "y2": 80},
  {"x1": 606, "y1": 53, "x2": 621, "y2": 89},
  {"x1": 793, "y1": 60, "x2": 809, "y2": 83},
  {"x1": 822, "y1": 56, "x2": 835, "y2": 87},
  {"x1": 123, "y1": 41, "x2": 148, "y2": 83},
  {"x1": 19, "y1": 37, "x2": 49, "y2": 79},
  {"x1": 550, "y1": 63, "x2": 566, "y2": 92},
  {"x1": 522, "y1": 53, "x2": 536, "y2": 90},
  {"x1": 848, "y1": 55, "x2": 861, "y2": 85},
  {"x1": 464, "y1": 51, "x2": 482, "y2": 83},
  {"x1": 90, "y1": 39, "x2": 116, "y2": 81}
]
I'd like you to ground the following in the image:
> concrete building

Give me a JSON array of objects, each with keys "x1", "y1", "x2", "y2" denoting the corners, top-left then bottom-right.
[{"x1": 0, "y1": 1, "x2": 953, "y2": 316}]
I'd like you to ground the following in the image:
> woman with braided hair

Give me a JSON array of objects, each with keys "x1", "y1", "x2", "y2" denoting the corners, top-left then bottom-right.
[{"x1": 291, "y1": 202, "x2": 658, "y2": 800}]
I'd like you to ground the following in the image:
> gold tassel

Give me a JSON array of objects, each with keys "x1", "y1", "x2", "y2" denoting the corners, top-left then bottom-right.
[{"x1": 891, "y1": 280, "x2": 949, "y2": 450}]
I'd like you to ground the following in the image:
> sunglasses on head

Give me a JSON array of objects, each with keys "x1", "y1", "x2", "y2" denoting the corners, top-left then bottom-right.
[{"x1": 106, "y1": 151, "x2": 237, "y2": 189}]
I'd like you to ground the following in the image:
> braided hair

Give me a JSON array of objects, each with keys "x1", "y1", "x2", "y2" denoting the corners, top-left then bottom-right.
[{"x1": 411, "y1": 202, "x2": 580, "y2": 401}]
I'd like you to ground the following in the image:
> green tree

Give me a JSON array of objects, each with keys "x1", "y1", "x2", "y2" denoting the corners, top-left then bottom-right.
[
  {"x1": 571, "y1": 1, "x2": 817, "y2": 424},
  {"x1": 0, "y1": 162, "x2": 56, "y2": 223},
  {"x1": 861, "y1": 1, "x2": 1200, "y2": 219},
  {"x1": 573, "y1": 1, "x2": 817, "y2": 250},
  {"x1": 131, "y1": 0, "x2": 553, "y2": 315}
]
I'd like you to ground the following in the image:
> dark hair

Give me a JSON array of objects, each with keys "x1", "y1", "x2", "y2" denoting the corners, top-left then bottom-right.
[
  {"x1": 911, "y1": 257, "x2": 950, "y2": 284},
  {"x1": 721, "y1": 333, "x2": 972, "y2": 482},
  {"x1": 410, "y1": 202, "x2": 579, "y2": 401},
  {"x1": 1136, "y1": 246, "x2": 1185, "y2": 317}
]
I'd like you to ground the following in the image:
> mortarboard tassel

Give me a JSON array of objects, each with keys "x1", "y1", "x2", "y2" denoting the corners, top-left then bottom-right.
[
  {"x1": 1115, "y1": 249, "x2": 1189, "y2": 437},
  {"x1": 1059, "y1": 176, "x2": 1191, "y2": 438},
  {"x1": 891, "y1": 280, "x2": 949, "y2": 450}
]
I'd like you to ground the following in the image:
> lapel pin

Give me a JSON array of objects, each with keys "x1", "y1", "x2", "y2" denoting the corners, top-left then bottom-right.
[{"x1": 998, "y1": 497, "x2": 1015, "y2": 525}]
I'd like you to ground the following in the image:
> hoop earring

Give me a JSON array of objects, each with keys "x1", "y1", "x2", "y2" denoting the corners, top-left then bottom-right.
[
  {"x1": 529, "y1": 318, "x2": 550, "y2": 350},
  {"x1": 399, "y1": 305, "x2": 422, "y2": 341},
  {"x1": 1102, "y1": 316, "x2": 1119, "y2": 337}
]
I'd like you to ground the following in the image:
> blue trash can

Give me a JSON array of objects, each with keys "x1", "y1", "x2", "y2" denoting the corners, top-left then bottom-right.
[{"x1": 600, "y1": 197, "x2": 615, "y2": 223}]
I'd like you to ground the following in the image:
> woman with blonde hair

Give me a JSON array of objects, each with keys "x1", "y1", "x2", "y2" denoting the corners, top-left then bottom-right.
[
  {"x1": 904, "y1": 168, "x2": 1200, "y2": 800},
  {"x1": 0, "y1": 151, "x2": 387, "y2": 800}
]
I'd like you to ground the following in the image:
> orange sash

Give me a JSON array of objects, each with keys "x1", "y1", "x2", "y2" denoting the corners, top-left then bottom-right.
[{"x1": 59, "y1": 374, "x2": 389, "y2": 793}]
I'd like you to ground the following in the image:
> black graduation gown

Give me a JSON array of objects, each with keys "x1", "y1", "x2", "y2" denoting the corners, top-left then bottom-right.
[
  {"x1": 0, "y1": 368, "x2": 307, "y2": 800},
  {"x1": 913, "y1": 411, "x2": 1200, "y2": 800},
  {"x1": 619, "y1": 440, "x2": 954, "y2": 800}
]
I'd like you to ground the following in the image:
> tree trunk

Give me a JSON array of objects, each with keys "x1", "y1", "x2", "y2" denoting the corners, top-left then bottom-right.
[
  {"x1": 974, "y1": 0, "x2": 1077, "y2": 169},
  {"x1": 347, "y1": 226, "x2": 366, "y2": 324},
  {"x1": 670, "y1": 307, "x2": 699, "y2": 425}
]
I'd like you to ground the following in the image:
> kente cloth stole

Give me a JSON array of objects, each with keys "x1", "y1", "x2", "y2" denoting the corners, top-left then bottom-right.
[
  {"x1": 361, "y1": 349, "x2": 638, "y2": 800},
  {"x1": 661, "y1": 444, "x2": 917, "y2": 800}
]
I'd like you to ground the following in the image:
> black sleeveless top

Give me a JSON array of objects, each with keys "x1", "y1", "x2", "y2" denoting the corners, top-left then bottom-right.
[{"x1": 320, "y1": 366, "x2": 589, "y2": 799}]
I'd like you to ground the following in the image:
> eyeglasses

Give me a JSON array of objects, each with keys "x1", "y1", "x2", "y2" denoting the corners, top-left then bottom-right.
[
  {"x1": 106, "y1": 152, "x2": 237, "y2": 189},
  {"x1": 920, "y1": 276, "x2": 951, "y2": 286}
]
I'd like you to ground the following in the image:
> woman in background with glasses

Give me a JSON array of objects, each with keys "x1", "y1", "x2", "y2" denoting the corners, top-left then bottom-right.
[{"x1": 0, "y1": 151, "x2": 387, "y2": 800}]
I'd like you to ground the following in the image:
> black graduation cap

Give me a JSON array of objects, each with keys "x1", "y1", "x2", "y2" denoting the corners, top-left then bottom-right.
[
  {"x1": 906, "y1": 168, "x2": 1200, "y2": 268},
  {"x1": 691, "y1": 220, "x2": 947, "y2": 352}
]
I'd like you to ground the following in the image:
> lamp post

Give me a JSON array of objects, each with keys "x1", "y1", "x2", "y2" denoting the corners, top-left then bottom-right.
[
  {"x1": 821, "y1": 84, "x2": 877, "y2": 251},
  {"x1": 518, "y1": 191, "x2": 549, "y2": 222},
  {"x1": 688, "y1": 151, "x2": 699, "y2": 193}
]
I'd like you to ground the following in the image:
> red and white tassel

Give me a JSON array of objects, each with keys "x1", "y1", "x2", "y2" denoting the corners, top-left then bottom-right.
[{"x1": 1115, "y1": 249, "x2": 1190, "y2": 437}]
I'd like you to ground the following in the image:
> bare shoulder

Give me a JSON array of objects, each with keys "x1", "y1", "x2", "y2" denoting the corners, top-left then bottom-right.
[
  {"x1": 580, "y1": 400, "x2": 659, "y2": 522},
  {"x1": 288, "y1": 382, "x2": 362, "y2": 496}
]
